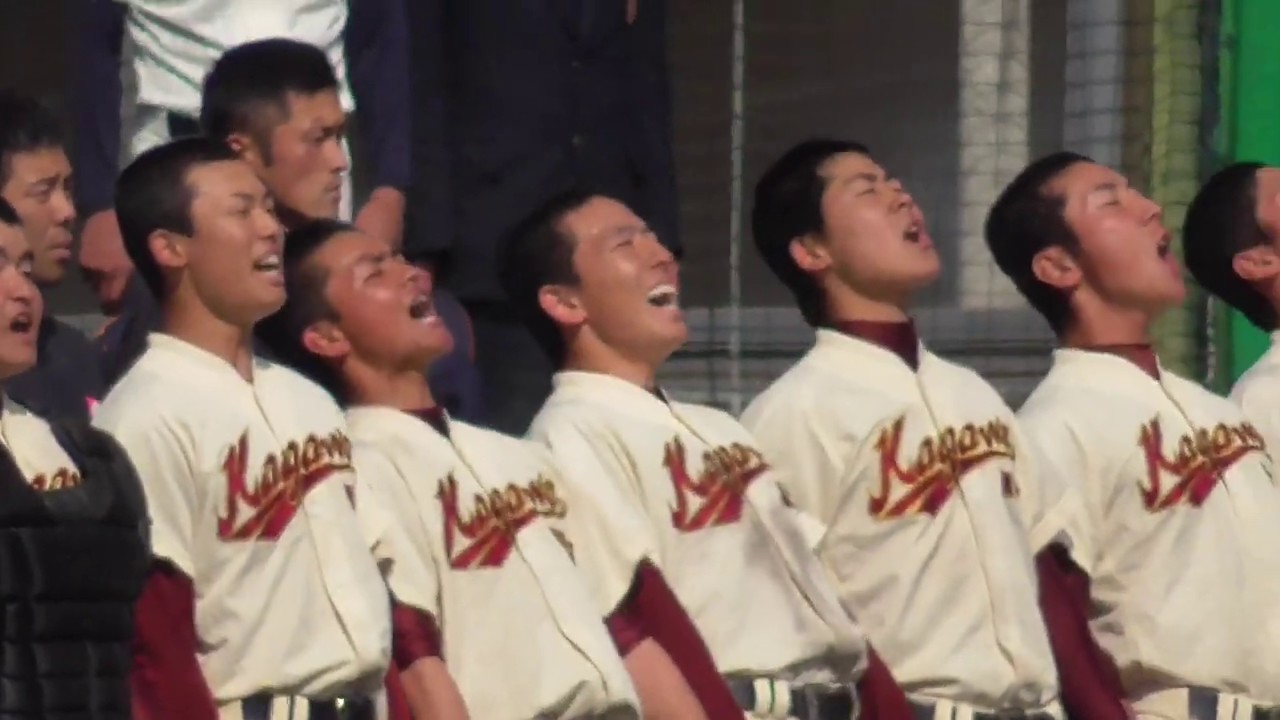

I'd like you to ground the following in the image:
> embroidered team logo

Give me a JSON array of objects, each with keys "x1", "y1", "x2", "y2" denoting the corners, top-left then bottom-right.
[
  {"x1": 217, "y1": 430, "x2": 353, "y2": 541},
  {"x1": 1137, "y1": 418, "x2": 1264, "y2": 511},
  {"x1": 29, "y1": 467, "x2": 82, "y2": 492},
  {"x1": 870, "y1": 416, "x2": 1017, "y2": 519},
  {"x1": 663, "y1": 437, "x2": 769, "y2": 533},
  {"x1": 437, "y1": 473, "x2": 568, "y2": 569}
]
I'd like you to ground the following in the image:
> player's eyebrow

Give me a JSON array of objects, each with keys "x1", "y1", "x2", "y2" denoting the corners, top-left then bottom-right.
[
  {"x1": 841, "y1": 172, "x2": 881, "y2": 187},
  {"x1": 603, "y1": 224, "x2": 649, "y2": 243},
  {"x1": 348, "y1": 250, "x2": 390, "y2": 270},
  {"x1": 1089, "y1": 181, "x2": 1122, "y2": 196}
]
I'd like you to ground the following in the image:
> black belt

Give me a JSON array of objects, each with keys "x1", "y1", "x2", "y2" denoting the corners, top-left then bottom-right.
[
  {"x1": 726, "y1": 677, "x2": 856, "y2": 720},
  {"x1": 910, "y1": 703, "x2": 1055, "y2": 720},
  {"x1": 240, "y1": 695, "x2": 375, "y2": 720},
  {"x1": 1185, "y1": 687, "x2": 1280, "y2": 720}
]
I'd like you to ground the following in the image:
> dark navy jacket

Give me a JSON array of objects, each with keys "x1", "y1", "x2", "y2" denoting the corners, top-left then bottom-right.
[{"x1": 406, "y1": 0, "x2": 680, "y2": 302}]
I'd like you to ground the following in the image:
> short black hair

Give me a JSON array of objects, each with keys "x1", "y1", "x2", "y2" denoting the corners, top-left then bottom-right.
[
  {"x1": 985, "y1": 151, "x2": 1093, "y2": 335},
  {"x1": 1184, "y1": 162, "x2": 1276, "y2": 331},
  {"x1": 0, "y1": 89, "x2": 63, "y2": 189},
  {"x1": 498, "y1": 189, "x2": 597, "y2": 364},
  {"x1": 201, "y1": 38, "x2": 338, "y2": 154},
  {"x1": 752, "y1": 139, "x2": 872, "y2": 326},
  {"x1": 114, "y1": 136, "x2": 241, "y2": 299},
  {"x1": 255, "y1": 218, "x2": 353, "y2": 401},
  {"x1": 0, "y1": 197, "x2": 19, "y2": 228}
]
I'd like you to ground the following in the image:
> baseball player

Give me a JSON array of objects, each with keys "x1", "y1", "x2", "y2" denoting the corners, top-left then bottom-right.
[
  {"x1": 1183, "y1": 163, "x2": 1280, "y2": 451},
  {"x1": 253, "y1": 218, "x2": 748, "y2": 719},
  {"x1": 740, "y1": 140, "x2": 1082, "y2": 720},
  {"x1": 986, "y1": 151, "x2": 1280, "y2": 719},
  {"x1": 93, "y1": 137, "x2": 396, "y2": 720},
  {"x1": 0, "y1": 197, "x2": 148, "y2": 718},
  {"x1": 502, "y1": 190, "x2": 917, "y2": 720}
]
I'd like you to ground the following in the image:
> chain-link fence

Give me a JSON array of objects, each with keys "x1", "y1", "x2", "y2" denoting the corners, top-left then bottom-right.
[{"x1": 660, "y1": 0, "x2": 1221, "y2": 412}]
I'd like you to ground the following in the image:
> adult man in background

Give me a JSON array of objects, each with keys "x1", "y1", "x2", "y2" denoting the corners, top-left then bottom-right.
[
  {"x1": 0, "y1": 89, "x2": 105, "y2": 421},
  {"x1": 411, "y1": 0, "x2": 679, "y2": 433},
  {"x1": 75, "y1": 0, "x2": 409, "y2": 314}
]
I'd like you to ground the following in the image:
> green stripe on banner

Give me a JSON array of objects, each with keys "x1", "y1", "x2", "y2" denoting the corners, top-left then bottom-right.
[{"x1": 1226, "y1": 0, "x2": 1280, "y2": 380}]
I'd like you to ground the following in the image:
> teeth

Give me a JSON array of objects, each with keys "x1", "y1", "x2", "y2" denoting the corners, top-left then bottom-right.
[
  {"x1": 646, "y1": 284, "x2": 679, "y2": 307},
  {"x1": 408, "y1": 295, "x2": 436, "y2": 320},
  {"x1": 254, "y1": 254, "x2": 281, "y2": 271}
]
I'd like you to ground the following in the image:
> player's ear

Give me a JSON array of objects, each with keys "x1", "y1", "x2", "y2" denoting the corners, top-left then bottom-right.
[
  {"x1": 301, "y1": 320, "x2": 350, "y2": 361},
  {"x1": 147, "y1": 229, "x2": 189, "y2": 273},
  {"x1": 1232, "y1": 245, "x2": 1280, "y2": 283},
  {"x1": 538, "y1": 284, "x2": 586, "y2": 326},
  {"x1": 789, "y1": 234, "x2": 832, "y2": 274},
  {"x1": 225, "y1": 132, "x2": 264, "y2": 169},
  {"x1": 1031, "y1": 245, "x2": 1081, "y2": 291}
]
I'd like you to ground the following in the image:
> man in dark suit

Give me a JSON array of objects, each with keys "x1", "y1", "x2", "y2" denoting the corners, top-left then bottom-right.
[{"x1": 407, "y1": 0, "x2": 680, "y2": 434}]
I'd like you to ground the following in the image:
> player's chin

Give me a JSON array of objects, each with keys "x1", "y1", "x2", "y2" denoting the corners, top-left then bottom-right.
[{"x1": 0, "y1": 348, "x2": 36, "y2": 380}]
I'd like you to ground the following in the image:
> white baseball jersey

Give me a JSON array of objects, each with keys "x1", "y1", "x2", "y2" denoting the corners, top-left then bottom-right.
[
  {"x1": 740, "y1": 329, "x2": 1061, "y2": 711},
  {"x1": 1231, "y1": 331, "x2": 1280, "y2": 453},
  {"x1": 0, "y1": 396, "x2": 82, "y2": 491},
  {"x1": 119, "y1": 0, "x2": 355, "y2": 119},
  {"x1": 346, "y1": 406, "x2": 640, "y2": 720},
  {"x1": 93, "y1": 333, "x2": 391, "y2": 704},
  {"x1": 1019, "y1": 349, "x2": 1280, "y2": 701},
  {"x1": 528, "y1": 371, "x2": 868, "y2": 684}
]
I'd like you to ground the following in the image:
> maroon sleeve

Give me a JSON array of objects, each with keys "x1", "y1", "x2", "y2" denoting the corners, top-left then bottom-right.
[
  {"x1": 604, "y1": 585, "x2": 650, "y2": 656},
  {"x1": 391, "y1": 600, "x2": 443, "y2": 668},
  {"x1": 628, "y1": 561, "x2": 744, "y2": 720},
  {"x1": 131, "y1": 562, "x2": 219, "y2": 720},
  {"x1": 1036, "y1": 545, "x2": 1129, "y2": 720},
  {"x1": 856, "y1": 647, "x2": 915, "y2": 720},
  {"x1": 384, "y1": 663, "x2": 413, "y2": 720}
]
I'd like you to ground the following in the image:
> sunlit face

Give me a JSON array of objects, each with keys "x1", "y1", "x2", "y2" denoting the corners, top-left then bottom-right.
[
  {"x1": 0, "y1": 222, "x2": 41, "y2": 379},
  {"x1": 556, "y1": 197, "x2": 685, "y2": 364},
  {"x1": 310, "y1": 230, "x2": 453, "y2": 372},
  {"x1": 803, "y1": 152, "x2": 939, "y2": 302},
  {"x1": 240, "y1": 90, "x2": 347, "y2": 222},
  {"x1": 1, "y1": 148, "x2": 75, "y2": 285},
  {"x1": 169, "y1": 160, "x2": 286, "y2": 326},
  {"x1": 1050, "y1": 161, "x2": 1184, "y2": 314}
]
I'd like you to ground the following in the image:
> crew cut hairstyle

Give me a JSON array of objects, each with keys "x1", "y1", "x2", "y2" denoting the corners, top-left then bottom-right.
[
  {"x1": 200, "y1": 38, "x2": 338, "y2": 156},
  {"x1": 114, "y1": 136, "x2": 241, "y2": 300},
  {"x1": 0, "y1": 89, "x2": 64, "y2": 188},
  {"x1": 254, "y1": 218, "x2": 355, "y2": 402},
  {"x1": 984, "y1": 151, "x2": 1092, "y2": 335},
  {"x1": 498, "y1": 188, "x2": 598, "y2": 365},
  {"x1": 1184, "y1": 162, "x2": 1276, "y2": 331},
  {"x1": 751, "y1": 138, "x2": 872, "y2": 327}
]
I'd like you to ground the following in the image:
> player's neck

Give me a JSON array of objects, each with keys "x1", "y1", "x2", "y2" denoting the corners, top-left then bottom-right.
[
  {"x1": 563, "y1": 342, "x2": 659, "y2": 392},
  {"x1": 824, "y1": 287, "x2": 910, "y2": 323},
  {"x1": 160, "y1": 302, "x2": 256, "y2": 380},
  {"x1": 344, "y1": 363, "x2": 437, "y2": 412},
  {"x1": 1059, "y1": 309, "x2": 1153, "y2": 350}
]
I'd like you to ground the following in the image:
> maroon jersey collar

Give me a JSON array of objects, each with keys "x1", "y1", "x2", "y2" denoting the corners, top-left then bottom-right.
[
  {"x1": 828, "y1": 320, "x2": 920, "y2": 370},
  {"x1": 1077, "y1": 343, "x2": 1160, "y2": 380}
]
